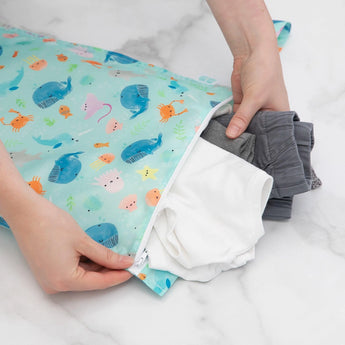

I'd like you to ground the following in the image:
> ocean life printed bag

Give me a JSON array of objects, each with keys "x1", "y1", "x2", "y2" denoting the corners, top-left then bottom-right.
[{"x1": 0, "y1": 20, "x2": 290, "y2": 296}]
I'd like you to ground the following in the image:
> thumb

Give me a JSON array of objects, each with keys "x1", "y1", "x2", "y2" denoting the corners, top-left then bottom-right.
[
  {"x1": 226, "y1": 96, "x2": 259, "y2": 138},
  {"x1": 80, "y1": 237, "x2": 134, "y2": 270}
]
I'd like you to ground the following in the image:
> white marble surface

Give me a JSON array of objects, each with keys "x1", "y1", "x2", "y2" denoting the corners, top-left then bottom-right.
[{"x1": 0, "y1": 0, "x2": 345, "y2": 344}]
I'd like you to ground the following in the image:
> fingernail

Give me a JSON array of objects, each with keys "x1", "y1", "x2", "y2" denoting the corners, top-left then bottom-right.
[
  {"x1": 226, "y1": 125, "x2": 241, "y2": 138},
  {"x1": 120, "y1": 255, "x2": 134, "y2": 265}
]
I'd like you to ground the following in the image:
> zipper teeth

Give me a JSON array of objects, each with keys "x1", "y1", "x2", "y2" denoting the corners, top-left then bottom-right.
[{"x1": 133, "y1": 96, "x2": 233, "y2": 263}]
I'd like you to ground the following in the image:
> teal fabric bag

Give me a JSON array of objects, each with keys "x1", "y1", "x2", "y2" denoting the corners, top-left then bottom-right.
[{"x1": 0, "y1": 21, "x2": 290, "y2": 296}]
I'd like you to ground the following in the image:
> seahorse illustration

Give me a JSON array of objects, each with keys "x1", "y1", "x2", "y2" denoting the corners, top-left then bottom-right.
[
  {"x1": 0, "y1": 109, "x2": 34, "y2": 132},
  {"x1": 121, "y1": 133, "x2": 162, "y2": 164},
  {"x1": 157, "y1": 100, "x2": 188, "y2": 123}
]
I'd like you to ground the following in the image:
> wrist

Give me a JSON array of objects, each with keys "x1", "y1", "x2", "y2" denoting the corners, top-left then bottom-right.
[{"x1": 207, "y1": 0, "x2": 278, "y2": 57}]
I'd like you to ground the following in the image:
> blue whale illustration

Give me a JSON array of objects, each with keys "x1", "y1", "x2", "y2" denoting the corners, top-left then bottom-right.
[
  {"x1": 85, "y1": 223, "x2": 118, "y2": 248},
  {"x1": 121, "y1": 133, "x2": 162, "y2": 164},
  {"x1": 104, "y1": 51, "x2": 138, "y2": 64},
  {"x1": 48, "y1": 151, "x2": 83, "y2": 184},
  {"x1": 120, "y1": 84, "x2": 149, "y2": 119},
  {"x1": 0, "y1": 216, "x2": 9, "y2": 229},
  {"x1": 0, "y1": 67, "x2": 24, "y2": 97},
  {"x1": 32, "y1": 76, "x2": 72, "y2": 109},
  {"x1": 33, "y1": 133, "x2": 74, "y2": 149}
]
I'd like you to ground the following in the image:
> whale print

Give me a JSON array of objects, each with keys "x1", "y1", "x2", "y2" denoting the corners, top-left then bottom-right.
[
  {"x1": 120, "y1": 84, "x2": 149, "y2": 119},
  {"x1": 0, "y1": 46, "x2": 2, "y2": 56},
  {"x1": 32, "y1": 76, "x2": 72, "y2": 108},
  {"x1": 81, "y1": 93, "x2": 112, "y2": 123},
  {"x1": 121, "y1": 133, "x2": 162, "y2": 164},
  {"x1": 104, "y1": 51, "x2": 138, "y2": 64},
  {"x1": 0, "y1": 67, "x2": 24, "y2": 97},
  {"x1": 85, "y1": 223, "x2": 118, "y2": 248},
  {"x1": 0, "y1": 216, "x2": 9, "y2": 229},
  {"x1": 33, "y1": 133, "x2": 74, "y2": 149},
  {"x1": 48, "y1": 151, "x2": 83, "y2": 184}
]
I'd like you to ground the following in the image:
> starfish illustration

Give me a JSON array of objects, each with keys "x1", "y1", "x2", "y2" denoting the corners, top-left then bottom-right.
[{"x1": 136, "y1": 165, "x2": 158, "y2": 181}]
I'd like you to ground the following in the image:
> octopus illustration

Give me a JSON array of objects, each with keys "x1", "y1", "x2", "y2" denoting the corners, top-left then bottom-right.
[
  {"x1": 27, "y1": 176, "x2": 46, "y2": 195},
  {"x1": 90, "y1": 153, "x2": 115, "y2": 171},
  {"x1": 93, "y1": 168, "x2": 124, "y2": 193},
  {"x1": 157, "y1": 100, "x2": 188, "y2": 123},
  {"x1": 0, "y1": 109, "x2": 33, "y2": 132}
]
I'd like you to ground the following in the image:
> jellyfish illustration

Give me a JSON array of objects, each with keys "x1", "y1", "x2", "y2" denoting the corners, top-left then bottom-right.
[
  {"x1": 23, "y1": 55, "x2": 48, "y2": 71},
  {"x1": 90, "y1": 153, "x2": 115, "y2": 171}
]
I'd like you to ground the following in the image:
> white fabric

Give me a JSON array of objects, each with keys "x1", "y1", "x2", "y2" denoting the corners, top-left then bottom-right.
[{"x1": 146, "y1": 138, "x2": 273, "y2": 281}]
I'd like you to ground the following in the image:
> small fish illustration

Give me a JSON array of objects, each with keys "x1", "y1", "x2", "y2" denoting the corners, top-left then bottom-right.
[
  {"x1": 90, "y1": 153, "x2": 115, "y2": 170},
  {"x1": 145, "y1": 188, "x2": 161, "y2": 207},
  {"x1": 43, "y1": 38, "x2": 56, "y2": 42},
  {"x1": 85, "y1": 223, "x2": 118, "y2": 248},
  {"x1": 106, "y1": 118, "x2": 123, "y2": 134},
  {"x1": 59, "y1": 105, "x2": 73, "y2": 119},
  {"x1": 119, "y1": 194, "x2": 137, "y2": 212},
  {"x1": 0, "y1": 109, "x2": 33, "y2": 132},
  {"x1": 81, "y1": 60, "x2": 102, "y2": 68},
  {"x1": 48, "y1": 152, "x2": 84, "y2": 184},
  {"x1": 27, "y1": 176, "x2": 46, "y2": 195},
  {"x1": 121, "y1": 133, "x2": 162, "y2": 164},
  {"x1": 12, "y1": 50, "x2": 18, "y2": 58},
  {"x1": 0, "y1": 66, "x2": 4, "y2": 70},
  {"x1": 94, "y1": 142, "x2": 109, "y2": 148},
  {"x1": 57, "y1": 53, "x2": 68, "y2": 62}
]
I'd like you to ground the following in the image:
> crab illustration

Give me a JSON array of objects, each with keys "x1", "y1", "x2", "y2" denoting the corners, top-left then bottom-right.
[{"x1": 157, "y1": 99, "x2": 188, "y2": 123}]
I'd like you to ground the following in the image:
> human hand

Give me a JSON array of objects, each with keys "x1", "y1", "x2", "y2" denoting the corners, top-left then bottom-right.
[
  {"x1": 206, "y1": 0, "x2": 290, "y2": 138},
  {"x1": 226, "y1": 48, "x2": 290, "y2": 138},
  {"x1": 5, "y1": 188, "x2": 133, "y2": 294}
]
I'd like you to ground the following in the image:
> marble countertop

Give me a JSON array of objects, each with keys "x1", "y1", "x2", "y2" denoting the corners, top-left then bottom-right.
[{"x1": 1, "y1": 0, "x2": 344, "y2": 344}]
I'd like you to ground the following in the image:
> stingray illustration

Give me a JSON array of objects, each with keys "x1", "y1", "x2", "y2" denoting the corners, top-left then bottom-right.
[
  {"x1": 0, "y1": 67, "x2": 24, "y2": 97},
  {"x1": 121, "y1": 133, "x2": 162, "y2": 164},
  {"x1": 104, "y1": 51, "x2": 138, "y2": 64},
  {"x1": 81, "y1": 93, "x2": 112, "y2": 123},
  {"x1": 32, "y1": 76, "x2": 72, "y2": 109},
  {"x1": 33, "y1": 133, "x2": 74, "y2": 149},
  {"x1": 48, "y1": 151, "x2": 83, "y2": 184},
  {"x1": 120, "y1": 84, "x2": 149, "y2": 119},
  {"x1": 85, "y1": 223, "x2": 118, "y2": 248}
]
